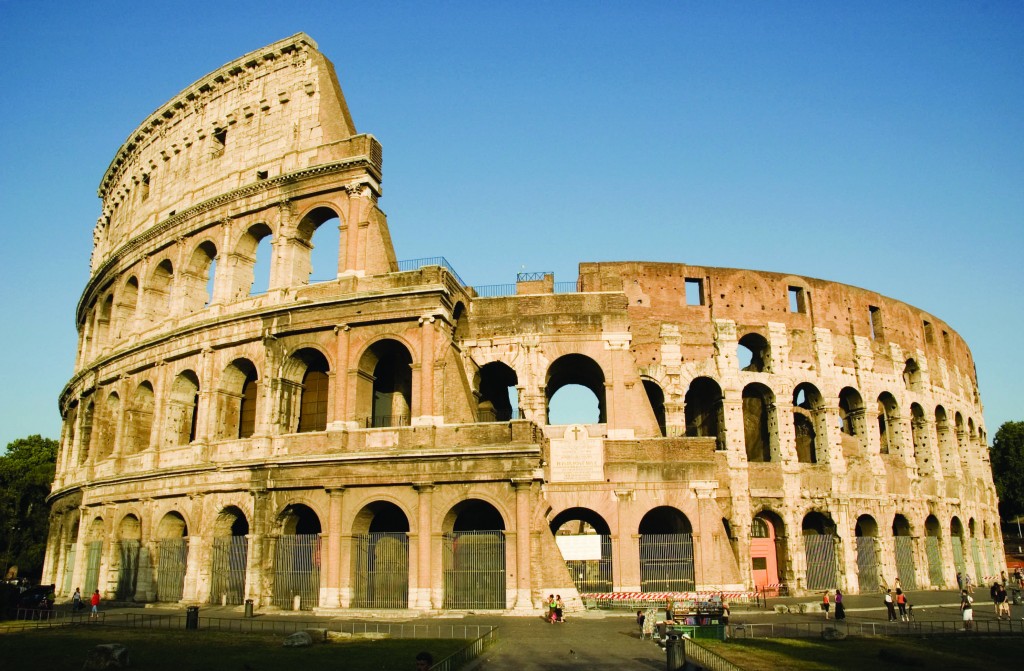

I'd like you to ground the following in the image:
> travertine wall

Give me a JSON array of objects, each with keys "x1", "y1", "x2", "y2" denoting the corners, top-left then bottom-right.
[{"x1": 44, "y1": 35, "x2": 1002, "y2": 612}]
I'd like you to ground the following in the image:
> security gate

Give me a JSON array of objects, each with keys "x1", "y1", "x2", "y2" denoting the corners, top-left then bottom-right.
[
  {"x1": 951, "y1": 536, "x2": 966, "y2": 578},
  {"x1": 639, "y1": 533, "x2": 695, "y2": 592},
  {"x1": 210, "y1": 536, "x2": 247, "y2": 605},
  {"x1": 559, "y1": 534, "x2": 612, "y2": 593},
  {"x1": 116, "y1": 540, "x2": 141, "y2": 600},
  {"x1": 893, "y1": 536, "x2": 917, "y2": 590},
  {"x1": 156, "y1": 539, "x2": 188, "y2": 602},
  {"x1": 971, "y1": 538, "x2": 983, "y2": 583},
  {"x1": 84, "y1": 541, "x2": 103, "y2": 594},
  {"x1": 62, "y1": 544, "x2": 76, "y2": 594},
  {"x1": 925, "y1": 536, "x2": 944, "y2": 587},
  {"x1": 856, "y1": 536, "x2": 879, "y2": 592},
  {"x1": 443, "y1": 531, "x2": 505, "y2": 609},
  {"x1": 273, "y1": 533, "x2": 321, "y2": 610},
  {"x1": 353, "y1": 532, "x2": 409, "y2": 609},
  {"x1": 803, "y1": 534, "x2": 838, "y2": 590}
]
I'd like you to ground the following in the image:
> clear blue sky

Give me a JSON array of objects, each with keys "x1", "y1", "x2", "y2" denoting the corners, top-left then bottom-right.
[{"x1": 1, "y1": 1, "x2": 1021, "y2": 450}]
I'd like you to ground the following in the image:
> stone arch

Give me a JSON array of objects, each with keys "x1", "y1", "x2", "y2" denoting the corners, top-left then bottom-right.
[
  {"x1": 742, "y1": 382, "x2": 778, "y2": 462},
  {"x1": 114, "y1": 276, "x2": 139, "y2": 338},
  {"x1": 273, "y1": 503, "x2": 322, "y2": 610},
  {"x1": 165, "y1": 370, "x2": 200, "y2": 447},
  {"x1": 854, "y1": 514, "x2": 881, "y2": 592},
  {"x1": 641, "y1": 377, "x2": 667, "y2": 437},
  {"x1": 79, "y1": 399, "x2": 95, "y2": 465},
  {"x1": 546, "y1": 353, "x2": 607, "y2": 424},
  {"x1": 356, "y1": 339, "x2": 413, "y2": 428},
  {"x1": 923, "y1": 514, "x2": 945, "y2": 587},
  {"x1": 476, "y1": 360, "x2": 519, "y2": 422},
  {"x1": 155, "y1": 510, "x2": 189, "y2": 603},
  {"x1": 144, "y1": 258, "x2": 174, "y2": 324},
  {"x1": 892, "y1": 513, "x2": 917, "y2": 589},
  {"x1": 877, "y1": 392, "x2": 902, "y2": 455},
  {"x1": 801, "y1": 511, "x2": 839, "y2": 590},
  {"x1": 114, "y1": 513, "x2": 142, "y2": 601},
  {"x1": 737, "y1": 332, "x2": 771, "y2": 373},
  {"x1": 793, "y1": 382, "x2": 826, "y2": 464},
  {"x1": 216, "y1": 358, "x2": 259, "y2": 439},
  {"x1": 685, "y1": 376, "x2": 725, "y2": 450},
  {"x1": 125, "y1": 382, "x2": 155, "y2": 455},
  {"x1": 95, "y1": 390, "x2": 120, "y2": 461},
  {"x1": 750, "y1": 509, "x2": 786, "y2": 590},
  {"x1": 95, "y1": 293, "x2": 114, "y2": 352},
  {"x1": 452, "y1": 301, "x2": 469, "y2": 342},
  {"x1": 82, "y1": 515, "x2": 107, "y2": 595},
  {"x1": 280, "y1": 347, "x2": 331, "y2": 433},
  {"x1": 903, "y1": 358, "x2": 923, "y2": 391},
  {"x1": 550, "y1": 507, "x2": 613, "y2": 593},
  {"x1": 935, "y1": 406, "x2": 958, "y2": 478},
  {"x1": 638, "y1": 506, "x2": 695, "y2": 592},
  {"x1": 210, "y1": 505, "x2": 249, "y2": 605},
  {"x1": 351, "y1": 500, "x2": 411, "y2": 609},
  {"x1": 295, "y1": 205, "x2": 342, "y2": 283},
  {"x1": 910, "y1": 403, "x2": 932, "y2": 475},
  {"x1": 838, "y1": 386, "x2": 869, "y2": 459},
  {"x1": 227, "y1": 222, "x2": 274, "y2": 299},
  {"x1": 442, "y1": 499, "x2": 507, "y2": 609},
  {"x1": 181, "y1": 239, "x2": 218, "y2": 313}
]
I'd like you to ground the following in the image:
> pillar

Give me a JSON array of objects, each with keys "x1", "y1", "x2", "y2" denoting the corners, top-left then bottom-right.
[
  {"x1": 413, "y1": 485, "x2": 434, "y2": 609},
  {"x1": 514, "y1": 480, "x2": 533, "y2": 609},
  {"x1": 323, "y1": 488, "x2": 344, "y2": 608}
]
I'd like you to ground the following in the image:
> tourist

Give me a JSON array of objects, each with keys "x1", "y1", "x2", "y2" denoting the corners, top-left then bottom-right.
[
  {"x1": 415, "y1": 651, "x2": 433, "y2": 670},
  {"x1": 555, "y1": 595, "x2": 565, "y2": 622},
  {"x1": 995, "y1": 583, "x2": 1010, "y2": 619},
  {"x1": 895, "y1": 588, "x2": 908, "y2": 622},
  {"x1": 545, "y1": 594, "x2": 556, "y2": 623},
  {"x1": 956, "y1": 572, "x2": 964, "y2": 591},
  {"x1": 821, "y1": 591, "x2": 830, "y2": 619},
  {"x1": 960, "y1": 589, "x2": 974, "y2": 631},
  {"x1": 90, "y1": 589, "x2": 100, "y2": 619},
  {"x1": 636, "y1": 609, "x2": 646, "y2": 637},
  {"x1": 990, "y1": 581, "x2": 1001, "y2": 615},
  {"x1": 834, "y1": 589, "x2": 845, "y2": 621},
  {"x1": 964, "y1": 573, "x2": 974, "y2": 594},
  {"x1": 71, "y1": 587, "x2": 83, "y2": 612},
  {"x1": 883, "y1": 589, "x2": 897, "y2": 622}
]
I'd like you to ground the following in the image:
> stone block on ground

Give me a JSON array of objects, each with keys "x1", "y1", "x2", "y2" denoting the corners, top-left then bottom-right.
[
  {"x1": 821, "y1": 627, "x2": 847, "y2": 641},
  {"x1": 83, "y1": 644, "x2": 130, "y2": 669},
  {"x1": 283, "y1": 631, "x2": 313, "y2": 647}
]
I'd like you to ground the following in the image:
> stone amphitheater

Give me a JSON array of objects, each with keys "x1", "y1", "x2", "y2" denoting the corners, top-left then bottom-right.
[{"x1": 42, "y1": 34, "x2": 1004, "y2": 612}]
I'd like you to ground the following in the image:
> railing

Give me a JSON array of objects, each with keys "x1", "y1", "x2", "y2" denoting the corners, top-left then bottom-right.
[
  {"x1": 682, "y1": 638, "x2": 746, "y2": 671},
  {"x1": 728, "y1": 618, "x2": 1024, "y2": 639},
  {"x1": 363, "y1": 415, "x2": 411, "y2": 428},
  {"x1": 432, "y1": 627, "x2": 499, "y2": 671},
  {"x1": 396, "y1": 257, "x2": 467, "y2": 287},
  {"x1": 4, "y1": 608, "x2": 101, "y2": 631},
  {"x1": 476, "y1": 408, "x2": 526, "y2": 422},
  {"x1": 472, "y1": 284, "x2": 517, "y2": 298},
  {"x1": 554, "y1": 281, "x2": 582, "y2": 293},
  {"x1": 516, "y1": 271, "x2": 551, "y2": 282}
]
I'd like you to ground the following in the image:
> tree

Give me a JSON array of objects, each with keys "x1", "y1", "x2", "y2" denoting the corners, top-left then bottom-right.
[
  {"x1": 0, "y1": 435, "x2": 57, "y2": 580},
  {"x1": 991, "y1": 421, "x2": 1024, "y2": 521}
]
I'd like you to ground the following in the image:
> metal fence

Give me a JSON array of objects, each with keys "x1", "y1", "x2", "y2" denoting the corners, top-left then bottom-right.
[
  {"x1": 115, "y1": 540, "x2": 141, "y2": 601},
  {"x1": 803, "y1": 534, "x2": 838, "y2": 590},
  {"x1": 210, "y1": 536, "x2": 247, "y2": 605},
  {"x1": 273, "y1": 534, "x2": 321, "y2": 610},
  {"x1": 682, "y1": 638, "x2": 746, "y2": 671},
  {"x1": 156, "y1": 539, "x2": 188, "y2": 602},
  {"x1": 728, "y1": 618, "x2": 1024, "y2": 639},
  {"x1": 952, "y1": 536, "x2": 966, "y2": 578},
  {"x1": 639, "y1": 534, "x2": 695, "y2": 592},
  {"x1": 971, "y1": 538, "x2": 983, "y2": 583},
  {"x1": 432, "y1": 627, "x2": 500, "y2": 671},
  {"x1": 62, "y1": 544, "x2": 76, "y2": 594},
  {"x1": 396, "y1": 257, "x2": 467, "y2": 287},
  {"x1": 855, "y1": 536, "x2": 879, "y2": 592},
  {"x1": 925, "y1": 536, "x2": 945, "y2": 587},
  {"x1": 353, "y1": 532, "x2": 409, "y2": 609},
  {"x1": 893, "y1": 536, "x2": 917, "y2": 590},
  {"x1": 564, "y1": 535, "x2": 613, "y2": 593},
  {"x1": 84, "y1": 541, "x2": 103, "y2": 595},
  {"x1": 443, "y1": 531, "x2": 506, "y2": 609}
]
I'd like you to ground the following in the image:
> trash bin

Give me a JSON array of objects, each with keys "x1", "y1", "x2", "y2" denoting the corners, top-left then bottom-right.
[
  {"x1": 185, "y1": 606, "x2": 199, "y2": 630},
  {"x1": 244, "y1": 599, "x2": 254, "y2": 617},
  {"x1": 665, "y1": 635, "x2": 684, "y2": 671}
]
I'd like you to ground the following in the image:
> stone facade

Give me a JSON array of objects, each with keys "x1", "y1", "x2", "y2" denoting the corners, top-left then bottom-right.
[{"x1": 44, "y1": 34, "x2": 1003, "y2": 612}]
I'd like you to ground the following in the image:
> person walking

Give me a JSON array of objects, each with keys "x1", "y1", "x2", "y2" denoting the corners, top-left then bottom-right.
[
  {"x1": 895, "y1": 588, "x2": 908, "y2": 622},
  {"x1": 964, "y1": 573, "x2": 974, "y2": 594},
  {"x1": 990, "y1": 581, "x2": 1001, "y2": 615},
  {"x1": 72, "y1": 587, "x2": 83, "y2": 612},
  {"x1": 834, "y1": 589, "x2": 845, "y2": 621},
  {"x1": 821, "y1": 591, "x2": 830, "y2": 619},
  {"x1": 956, "y1": 572, "x2": 964, "y2": 592},
  {"x1": 883, "y1": 589, "x2": 897, "y2": 622},
  {"x1": 89, "y1": 589, "x2": 100, "y2": 619},
  {"x1": 960, "y1": 589, "x2": 974, "y2": 631}
]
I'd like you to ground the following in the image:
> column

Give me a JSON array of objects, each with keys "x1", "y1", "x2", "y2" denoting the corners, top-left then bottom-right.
[
  {"x1": 415, "y1": 316, "x2": 438, "y2": 425},
  {"x1": 329, "y1": 325, "x2": 351, "y2": 430},
  {"x1": 514, "y1": 480, "x2": 533, "y2": 609},
  {"x1": 413, "y1": 485, "x2": 434, "y2": 609},
  {"x1": 323, "y1": 488, "x2": 344, "y2": 608}
]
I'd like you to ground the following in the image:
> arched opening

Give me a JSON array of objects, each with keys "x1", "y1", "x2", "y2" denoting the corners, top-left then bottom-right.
[
  {"x1": 638, "y1": 507, "x2": 694, "y2": 592},
  {"x1": 442, "y1": 500, "x2": 506, "y2": 609},
  {"x1": 750, "y1": 511, "x2": 786, "y2": 590},
  {"x1": 854, "y1": 515, "x2": 881, "y2": 592},
  {"x1": 114, "y1": 277, "x2": 139, "y2": 338},
  {"x1": 352, "y1": 501, "x2": 410, "y2": 609},
  {"x1": 298, "y1": 207, "x2": 341, "y2": 283},
  {"x1": 685, "y1": 377, "x2": 725, "y2": 450},
  {"x1": 96, "y1": 294, "x2": 114, "y2": 352},
  {"x1": 273, "y1": 504, "x2": 322, "y2": 610},
  {"x1": 476, "y1": 361, "x2": 519, "y2": 422},
  {"x1": 877, "y1": 392, "x2": 901, "y2": 455},
  {"x1": 60, "y1": 518, "x2": 80, "y2": 595},
  {"x1": 924, "y1": 515, "x2": 944, "y2": 587},
  {"x1": 125, "y1": 382, "x2": 154, "y2": 455},
  {"x1": 115, "y1": 515, "x2": 142, "y2": 601},
  {"x1": 642, "y1": 379, "x2": 667, "y2": 437},
  {"x1": 217, "y1": 359, "x2": 259, "y2": 439},
  {"x1": 210, "y1": 506, "x2": 249, "y2": 605},
  {"x1": 357, "y1": 340, "x2": 412, "y2": 428},
  {"x1": 452, "y1": 302, "x2": 469, "y2": 342},
  {"x1": 903, "y1": 358, "x2": 922, "y2": 392},
  {"x1": 892, "y1": 514, "x2": 917, "y2": 589},
  {"x1": 737, "y1": 332, "x2": 771, "y2": 372},
  {"x1": 550, "y1": 508, "x2": 613, "y2": 593},
  {"x1": 969, "y1": 516, "x2": 984, "y2": 582},
  {"x1": 79, "y1": 400, "x2": 95, "y2": 465},
  {"x1": 742, "y1": 383, "x2": 777, "y2": 462},
  {"x1": 281, "y1": 348, "x2": 330, "y2": 433},
  {"x1": 935, "y1": 406, "x2": 958, "y2": 478},
  {"x1": 910, "y1": 403, "x2": 932, "y2": 475},
  {"x1": 182, "y1": 240, "x2": 218, "y2": 313},
  {"x1": 802, "y1": 512, "x2": 839, "y2": 590},
  {"x1": 83, "y1": 517, "x2": 105, "y2": 595},
  {"x1": 165, "y1": 371, "x2": 200, "y2": 447},
  {"x1": 793, "y1": 383, "x2": 827, "y2": 464},
  {"x1": 155, "y1": 512, "x2": 188, "y2": 602},
  {"x1": 838, "y1": 387, "x2": 869, "y2": 459},
  {"x1": 546, "y1": 354, "x2": 606, "y2": 425},
  {"x1": 95, "y1": 391, "x2": 120, "y2": 461},
  {"x1": 950, "y1": 516, "x2": 967, "y2": 580},
  {"x1": 145, "y1": 259, "x2": 174, "y2": 325},
  {"x1": 228, "y1": 222, "x2": 274, "y2": 299}
]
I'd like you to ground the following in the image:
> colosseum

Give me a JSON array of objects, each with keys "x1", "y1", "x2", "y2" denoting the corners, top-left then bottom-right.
[{"x1": 43, "y1": 33, "x2": 1004, "y2": 612}]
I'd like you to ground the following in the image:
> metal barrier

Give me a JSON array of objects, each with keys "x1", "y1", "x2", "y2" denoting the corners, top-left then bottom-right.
[
  {"x1": 396, "y1": 257, "x2": 467, "y2": 287},
  {"x1": 682, "y1": 638, "x2": 746, "y2": 671},
  {"x1": 5, "y1": 609, "x2": 101, "y2": 631},
  {"x1": 728, "y1": 618, "x2": 1024, "y2": 639},
  {"x1": 432, "y1": 627, "x2": 500, "y2": 671}
]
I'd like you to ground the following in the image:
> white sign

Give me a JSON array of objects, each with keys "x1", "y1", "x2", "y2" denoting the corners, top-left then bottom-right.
[
  {"x1": 548, "y1": 424, "x2": 604, "y2": 482},
  {"x1": 556, "y1": 534, "x2": 603, "y2": 561}
]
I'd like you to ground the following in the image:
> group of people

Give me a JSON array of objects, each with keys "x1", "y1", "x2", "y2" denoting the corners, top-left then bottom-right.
[
  {"x1": 543, "y1": 594, "x2": 565, "y2": 623},
  {"x1": 820, "y1": 589, "x2": 846, "y2": 620},
  {"x1": 70, "y1": 587, "x2": 101, "y2": 618},
  {"x1": 882, "y1": 586, "x2": 911, "y2": 622}
]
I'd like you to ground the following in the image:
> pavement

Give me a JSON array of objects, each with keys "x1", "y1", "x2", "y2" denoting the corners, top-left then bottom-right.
[{"x1": 53, "y1": 588, "x2": 1024, "y2": 670}]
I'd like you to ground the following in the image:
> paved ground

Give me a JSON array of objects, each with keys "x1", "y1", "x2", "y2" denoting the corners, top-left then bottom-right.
[{"x1": 58, "y1": 588, "x2": 1024, "y2": 670}]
